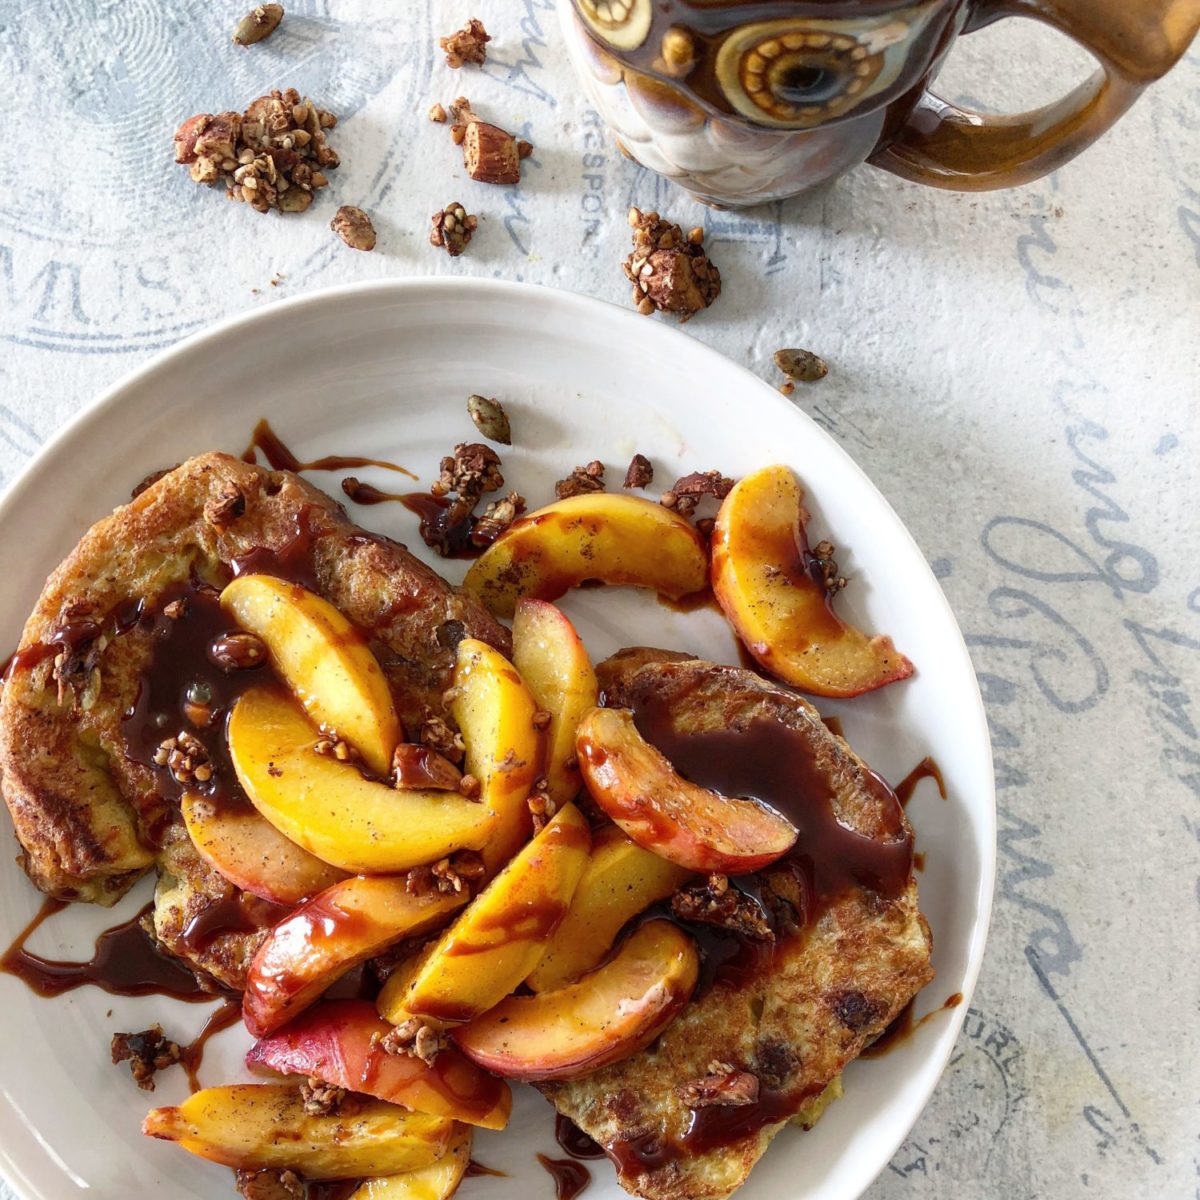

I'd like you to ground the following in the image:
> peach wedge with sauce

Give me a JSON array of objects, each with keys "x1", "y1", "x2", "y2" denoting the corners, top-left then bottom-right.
[
  {"x1": 228, "y1": 686, "x2": 496, "y2": 873},
  {"x1": 462, "y1": 493, "x2": 708, "y2": 618},
  {"x1": 454, "y1": 920, "x2": 699, "y2": 1081},
  {"x1": 711, "y1": 464, "x2": 913, "y2": 697},
  {"x1": 142, "y1": 1084, "x2": 453, "y2": 1179},
  {"x1": 180, "y1": 790, "x2": 346, "y2": 905},
  {"x1": 247, "y1": 1000, "x2": 511, "y2": 1130},
  {"x1": 377, "y1": 804, "x2": 590, "y2": 1027},
  {"x1": 243, "y1": 875, "x2": 467, "y2": 1037},
  {"x1": 512, "y1": 599, "x2": 599, "y2": 809},
  {"x1": 576, "y1": 706, "x2": 797, "y2": 873},
  {"x1": 221, "y1": 574, "x2": 401, "y2": 775},
  {"x1": 527, "y1": 824, "x2": 692, "y2": 992},
  {"x1": 450, "y1": 638, "x2": 542, "y2": 875},
  {"x1": 350, "y1": 1124, "x2": 474, "y2": 1200}
]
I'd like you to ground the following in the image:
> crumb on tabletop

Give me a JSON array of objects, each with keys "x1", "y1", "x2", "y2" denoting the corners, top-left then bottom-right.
[
  {"x1": 430, "y1": 202, "x2": 479, "y2": 257},
  {"x1": 623, "y1": 208, "x2": 720, "y2": 321},
  {"x1": 232, "y1": 4, "x2": 284, "y2": 46},
  {"x1": 330, "y1": 205, "x2": 377, "y2": 251},
  {"x1": 439, "y1": 17, "x2": 490, "y2": 68},
  {"x1": 110, "y1": 1026, "x2": 182, "y2": 1091}
]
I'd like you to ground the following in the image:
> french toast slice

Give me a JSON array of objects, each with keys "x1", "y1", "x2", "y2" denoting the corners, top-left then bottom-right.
[
  {"x1": 539, "y1": 651, "x2": 933, "y2": 1200},
  {"x1": 0, "y1": 453, "x2": 509, "y2": 981}
]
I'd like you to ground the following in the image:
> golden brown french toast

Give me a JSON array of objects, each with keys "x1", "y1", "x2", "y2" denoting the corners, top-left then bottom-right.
[
  {"x1": 539, "y1": 651, "x2": 934, "y2": 1200},
  {"x1": 0, "y1": 453, "x2": 509, "y2": 975}
]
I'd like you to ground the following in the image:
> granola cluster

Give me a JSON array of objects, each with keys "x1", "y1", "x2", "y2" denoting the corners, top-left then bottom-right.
[
  {"x1": 406, "y1": 850, "x2": 487, "y2": 897},
  {"x1": 676, "y1": 1061, "x2": 761, "y2": 1108},
  {"x1": 440, "y1": 17, "x2": 490, "y2": 68},
  {"x1": 671, "y1": 873, "x2": 774, "y2": 940},
  {"x1": 111, "y1": 1026, "x2": 182, "y2": 1091},
  {"x1": 624, "y1": 208, "x2": 721, "y2": 321},
  {"x1": 374, "y1": 1017, "x2": 447, "y2": 1065},
  {"x1": 300, "y1": 1075, "x2": 347, "y2": 1117},
  {"x1": 153, "y1": 731, "x2": 214, "y2": 786},
  {"x1": 173, "y1": 89, "x2": 340, "y2": 215},
  {"x1": 555, "y1": 461, "x2": 605, "y2": 500},
  {"x1": 812, "y1": 539, "x2": 847, "y2": 593},
  {"x1": 430, "y1": 202, "x2": 479, "y2": 257},
  {"x1": 660, "y1": 470, "x2": 734, "y2": 518}
]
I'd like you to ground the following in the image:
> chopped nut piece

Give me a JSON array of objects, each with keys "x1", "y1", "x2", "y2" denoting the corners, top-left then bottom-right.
[
  {"x1": 204, "y1": 483, "x2": 247, "y2": 528},
  {"x1": 111, "y1": 1026, "x2": 182, "y2": 1091},
  {"x1": 774, "y1": 348, "x2": 828, "y2": 383},
  {"x1": 555, "y1": 461, "x2": 605, "y2": 500},
  {"x1": 392, "y1": 743, "x2": 462, "y2": 791},
  {"x1": 233, "y1": 4, "x2": 284, "y2": 45},
  {"x1": 623, "y1": 453, "x2": 654, "y2": 490},
  {"x1": 313, "y1": 732, "x2": 361, "y2": 763},
  {"x1": 528, "y1": 781, "x2": 557, "y2": 834},
  {"x1": 676, "y1": 1063, "x2": 761, "y2": 1108},
  {"x1": 660, "y1": 469, "x2": 734, "y2": 518},
  {"x1": 429, "y1": 102, "x2": 448, "y2": 123},
  {"x1": 331, "y1": 205, "x2": 377, "y2": 251},
  {"x1": 407, "y1": 850, "x2": 487, "y2": 897},
  {"x1": 440, "y1": 17, "x2": 490, "y2": 68},
  {"x1": 467, "y1": 394, "x2": 512, "y2": 445},
  {"x1": 623, "y1": 208, "x2": 721, "y2": 321},
  {"x1": 154, "y1": 731, "x2": 215, "y2": 786},
  {"x1": 300, "y1": 1075, "x2": 346, "y2": 1116},
  {"x1": 458, "y1": 773, "x2": 481, "y2": 799},
  {"x1": 376, "y1": 1017, "x2": 448, "y2": 1065},
  {"x1": 209, "y1": 631, "x2": 268, "y2": 670},
  {"x1": 236, "y1": 1169, "x2": 305, "y2": 1200},
  {"x1": 173, "y1": 88, "x2": 339, "y2": 215},
  {"x1": 532, "y1": 709, "x2": 552, "y2": 731},
  {"x1": 430, "y1": 201, "x2": 479, "y2": 257},
  {"x1": 811, "y1": 539, "x2": 847, "y2": 593},
  {"x1": 448, "y1": 98, "x2": 525, "y2": 185},
  {"x1": 472, "y1": 491, "x2": 525, "y2": 547},
  {"x1": 671, "y1": 874, "x2": 774, "y2": 940},
  {"x1": 779, "y1": 380, "x2": 796, "y2": 397},
  {"x1": 420, "y1": 715, "x2": 466, "y2": 765}
]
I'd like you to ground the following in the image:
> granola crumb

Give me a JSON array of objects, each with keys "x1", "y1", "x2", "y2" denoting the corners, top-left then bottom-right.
[
  {"x1": 528, "y1": 781, "x2": 556, "y2": 833},
  {"x1": 440, "y1": 17, "x2": 490, "y2": 68},
  {"x1": 407, "y1": 850, "x2": 486, "y2": 897},
  {"x1": 623, "y1": 453, "x2": 653, "y2": 490},
  {"x1": 458, "y1": 773, "x2": 481, "y2": 799},
  {"x1": 236, "y1": 1169, "x2": 305, "y2": 1200},
  {"x1": 659, "y1": 470, "x2": 734, "y2": 518},
  {"x1": 300, "y1": 1076, "x2": 346, "y2": 1116},
  {"x1": 429, "y1": 102, "x2": 448, "y2": 123},
  {"x1": 779, "y1": 380, "x2": 796, "y2": 397},
  {"x1": 375, "y1": 1017, "x2": 448, "y2": 1065},
  {"x1": 554, "y1": 460, "x2": 605, "y2": 500},
  {"x1": 811, "y1": 539, "x2": 847, "y2": 593},
  {"x1": 204, "y1": 482, "x2": 247, "y2": 528},
  {"x1": 313, "y1": 732, "x2": 361, "y2": 763},
  {"x1": 153, "y1": 731, "x2": 214, "y2": 786},
  {"x1": 111, "y1": 1026, "x2": 182, "y2": 1091},
  {"x1": 430, "y1": 202, "x2": 479, "y2": 257},
  {"x1": 232, "y1": 4, "x2": 284, "y2": 46},
  {"x1": 472, "y1": 491, "x2": 525, "y2": 547},
  {"x1": 331, "y1": 205, "x2": 377, "y2": 251},
  {"x1": 623, "y1": 208, "x2": 720, "y2": 321},
  {"x1": 671, "y1": 873, "x2": 774, "y2": 940},
  {"x1": 420, "y1": 716, "x2": 466, "y2": 764},
  {"x1": 676, "y1": 1064, "x2": 760, "y2": 1109}
]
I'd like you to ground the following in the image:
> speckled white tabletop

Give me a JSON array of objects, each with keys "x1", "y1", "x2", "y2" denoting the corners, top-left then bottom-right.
[{"x1": 1, "y1": 2, "x2": 1197, "y2": 1198}]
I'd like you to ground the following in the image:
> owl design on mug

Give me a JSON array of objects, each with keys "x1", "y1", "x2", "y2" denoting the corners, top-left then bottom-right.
[{"x1": 563, "y1": 0, "x2": 960, "y2": 204}]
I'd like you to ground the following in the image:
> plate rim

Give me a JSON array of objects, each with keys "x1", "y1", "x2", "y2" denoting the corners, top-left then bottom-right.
[{"x1": 0, "y1": 276, "x2": 996, "y2": 1200}]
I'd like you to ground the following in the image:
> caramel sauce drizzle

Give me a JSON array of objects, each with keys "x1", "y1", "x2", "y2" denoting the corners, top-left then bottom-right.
[{"x1": 242, "y1": 418, "x2": 416, "y2": 480}]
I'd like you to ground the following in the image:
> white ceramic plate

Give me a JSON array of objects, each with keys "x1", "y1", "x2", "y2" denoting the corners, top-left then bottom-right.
[{"x1": 0, "y1": 279, "x2": 993, "y2": 1200}]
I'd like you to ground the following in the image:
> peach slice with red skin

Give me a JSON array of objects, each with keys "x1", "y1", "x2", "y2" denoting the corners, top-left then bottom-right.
[
  {"x1": 143, "y1": 1084, "x2": 452, "y2": 1178},
  {"x1": 221, "y1": 575, "x2": 402, "y2": 775},
  {"x1": 450, "y1": 638, "x2": 542, "y2": 876},
  {"x1": 527, "y1": 824, "x2": 693, "y2": 992},
  {"x1": 180, "y1": 791, "x2": 346, "y2": 905},
  {"x1": 454, "y1": 920, "x2": 699, "y2": 1081},
  {"x1": 576, "y1": 706, "x2": 797, "y2": 873},
  {"x1": 512, "y1": 599, "x2": 599, "y2": 809},
  {"x1": 462, "y1": 493, "x2": 709, "y2": 619},
  {"x1": 377, "y1": 804, "x2": 591, "y2": 1027},
  {"x1": 711, "y1": 465, "x2": 913, "y2": 698},
  {"x1": 243, "y1": 875, "x2": 467, "y2": 1038},
  {"x1": 350, "y1": 1124, "x2": 474, "y2": 1200},
  {"x1": 247, "y1": 1000, "x2": 511, "y2": 1130}
]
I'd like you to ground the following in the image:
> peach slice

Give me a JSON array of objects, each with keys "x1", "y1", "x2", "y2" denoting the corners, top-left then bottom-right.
[
  {"x1": 142, "y1": 1084, "x2": 452, "y2": 1179},
  {"x1": 181, "y1": 791, "x2": 346, "y2": 905},
  {"x1": 454, "y1": 920, "x2": 698, "y2": 1081},
  {"x1": 462, "y1": 493, "x2": 709, "y2": 618},
  {"x1": 229, "y1": 686, "x2": 496, "y2": 873},
  {"x1": 576, "y1": 706, "x2": 797, "y2": 873},
  {"x1": 351, "y1": 1124, "x2": 473, "y2": 1200},
  {"x1": 527, "y1": 825, "x2": 692, "y2": 992},
  {"x1": 512, "y1": 600, "x2": 598, "y2": 809},
  {"x1": 711, "y1": 465, "x2": 913, "y2": 697},
  {"x1": 247, "y1": 1000, "x2": 511, "y2": 1130},
  {"x1": 450, "y1": 638, "x2": 542, "y2": 875},
  {"x1": 221, "y1": 574, "x2": 402, "y2": 775},
  {"x1": 243, "y1": 875, "x2": 466, "y2": 1037},
  {"x1": 377, "y1": 804, "x2": 590, "y2": 1026}
]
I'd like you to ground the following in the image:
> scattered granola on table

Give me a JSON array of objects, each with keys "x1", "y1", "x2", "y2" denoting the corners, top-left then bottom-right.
[
  {"x1": 232, "y1": 4, "x2": 284, "y2": 45},
  {"x1": 111, "y1": 1026, "x2": 182, "y2": 1091},
  {"x1": 555, "y1": 461, "x2": 606, "y2": 499},
  {"x1": 428, "y1": 102, "x2": 447, "y2": 123},
  {"x1": 440, "y1": 17, "x2": 490, "y2": 67},
  {"x1": 330, "y1": 205, "x2": 376, "y2": 251},
  {"x1": 623, "y1": 208, "x2": 721, "y2": 321},
  {"x1": 467, "y1": 394, "x2": 512, "y2": 444},
  {"x1": 448, "y1": 97, "x2": 531, "y2": 185},
  {"x1": 774, "y1": 348, "x2": 829, "y2": 382},
  {"x1": 623, "y1": 453, "x2": 654, "y2": 489},
  {"x1": 173, "y1": 88, "x2": 339, "y2": 215},
  {"x1": 660, "y1": 469, "x2": 734, "y2": 517},
  {"x1": 430, "y1": 202, "x2": 478, "y2": 257}
]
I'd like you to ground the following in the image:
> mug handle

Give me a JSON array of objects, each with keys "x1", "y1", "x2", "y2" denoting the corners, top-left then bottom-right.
[{"x1": 870, "y1": 0, "x2": 1200, "y2": 190}]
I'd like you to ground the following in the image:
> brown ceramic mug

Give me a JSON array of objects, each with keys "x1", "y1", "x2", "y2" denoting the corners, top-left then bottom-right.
[{"x1": 559, "y1": 0, "x2": 1200, "y2": 206}]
